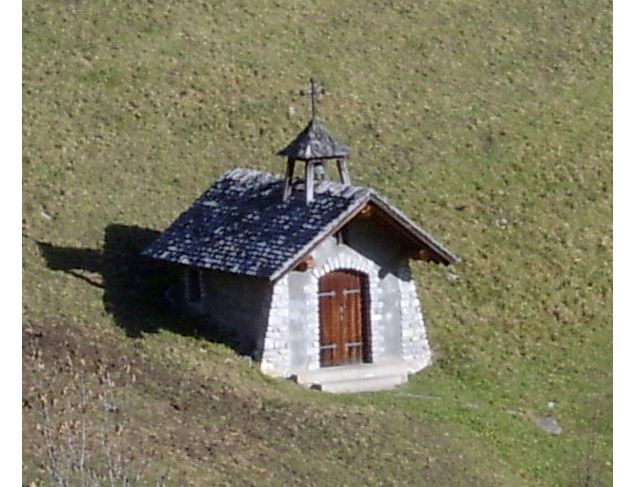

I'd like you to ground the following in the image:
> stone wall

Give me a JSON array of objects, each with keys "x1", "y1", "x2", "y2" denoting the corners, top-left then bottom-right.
[
  {"x1": 260, "y1": 276, "x2": 291, "y2": 376},
  {"x1": 398, "y1": 264, "x2": 432, "y2": 372},
  {"x1": 259, "y1": 217, "x2": 431, "y2": 378},
  {"x1": 199, "y1": 218, "x2": 433, "y2": 378},
  {"x1": 200, "y1": 270, "x2": 273, "y2": 357}
]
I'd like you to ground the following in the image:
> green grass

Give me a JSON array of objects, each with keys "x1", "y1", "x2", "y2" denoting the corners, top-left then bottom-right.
[{"x1": 23, "y1": 0, "x2": 611, "y2": 485}]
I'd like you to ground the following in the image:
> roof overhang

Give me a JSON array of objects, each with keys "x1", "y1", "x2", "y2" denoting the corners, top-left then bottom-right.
[
  {"x1": 269, "y1": 193, "x2": 458, "y2": 281},
  {"x1": 365, "y1": 194, "x2": 458, "y2": 265}
]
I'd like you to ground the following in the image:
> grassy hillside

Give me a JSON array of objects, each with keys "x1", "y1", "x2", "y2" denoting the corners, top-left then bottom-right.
[{"x1": 23, "y1": 0, "x2": 612, "y2": 485}]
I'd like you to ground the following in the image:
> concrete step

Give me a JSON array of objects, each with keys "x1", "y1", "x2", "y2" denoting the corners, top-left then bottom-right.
[
  {"x1": 317, "y1": 373, "x2": 407, "y2": 393},
  {"x1": 292, "y1": 358, "x2": 410, "y2": 393}
]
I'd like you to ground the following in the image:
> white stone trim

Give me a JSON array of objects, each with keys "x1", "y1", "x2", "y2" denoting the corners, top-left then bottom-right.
[
  {"x1": 260, "y1": 275, "x2": 291, "y2": 377},
  {"x1": 309, "y1": 253, "x2": 384, "y2": 367},
  {"x1": 397, "y1": 263, "x2": 431, "y2": 373}
]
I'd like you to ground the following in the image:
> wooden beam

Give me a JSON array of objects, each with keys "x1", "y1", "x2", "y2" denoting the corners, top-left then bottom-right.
[
  {"x1": 359, "y1": 204, "x2": 374, "y2": 218},
  {"x1": 403, "y1": 248, "x2": 439, "y2": 262},
  {"x1": 305, "y1": 161, "x2": 314, "y2": 204},
  {"x1": 337, "y1": 159, "x2": 351, "y2": 185},
  {"x1": 282, "y1": 158, "x2": 295, "y2": 202},
  {"x1": 294, "y1": 254, "x2": 315, "y2": 272}
]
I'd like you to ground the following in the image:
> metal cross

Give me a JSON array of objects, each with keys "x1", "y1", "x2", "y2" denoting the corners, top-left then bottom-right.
[{"x1": 299, "y1": 77, "x2": 326, "y2": 119}]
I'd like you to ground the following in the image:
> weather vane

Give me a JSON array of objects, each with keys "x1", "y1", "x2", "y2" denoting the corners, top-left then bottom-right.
[{"x1": 299, "y1": 77, "x2": 325, "y2": 119}]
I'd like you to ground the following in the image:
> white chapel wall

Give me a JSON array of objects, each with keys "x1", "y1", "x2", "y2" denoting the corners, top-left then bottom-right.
[{"x1": 261, "y1": 217, "x2": 431, "y2": 378}]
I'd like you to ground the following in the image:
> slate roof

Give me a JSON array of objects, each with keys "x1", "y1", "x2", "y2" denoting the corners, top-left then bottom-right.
[
  {"x1": 142, "y1": 168, "x2": 457, "y2": 280},
  {"x1": 277, "y1": 118, "x2": 351, "y2": 160}
]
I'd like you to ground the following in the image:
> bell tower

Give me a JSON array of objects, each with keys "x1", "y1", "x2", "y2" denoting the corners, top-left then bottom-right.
[{"x1": 277, "y1": 78, "x2": 351, "y2": 204}]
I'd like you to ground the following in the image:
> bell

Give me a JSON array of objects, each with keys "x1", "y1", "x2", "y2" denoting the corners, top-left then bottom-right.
[{"x1": 314, "y1": 162, "x2": 326, "y2": 180}]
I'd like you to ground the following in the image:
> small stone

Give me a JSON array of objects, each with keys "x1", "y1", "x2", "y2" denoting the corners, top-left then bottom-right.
[
  {"x1": 495, "y1": 217, "x2": 508, "y2": 227},
  {"x1": 505, "y1": 410, "x2": 523, "y2": 417},
  {"x1": 536, "y1": 416, "x2": 562, "y2": 435},
  {"x1": 445, "y1": 272, "x2": 460, "y2": 283}
]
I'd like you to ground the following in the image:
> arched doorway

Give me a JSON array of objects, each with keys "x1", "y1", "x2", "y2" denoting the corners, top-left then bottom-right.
[{"x1": 318, "y1": 270, "x2": 371, "y2": 367}]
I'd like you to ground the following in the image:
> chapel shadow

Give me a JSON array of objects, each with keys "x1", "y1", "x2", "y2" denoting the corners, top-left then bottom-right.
[{"x1": 37, "y1": 224, "x2": 246, "y2": 353}]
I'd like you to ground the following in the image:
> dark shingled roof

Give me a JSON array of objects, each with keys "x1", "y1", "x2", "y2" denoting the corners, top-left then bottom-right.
[
  {"x1": 142, "y1": 168, "x2": 457, "y2": 280},
  {"x1": 277, "y1": 118, "x2": 351, "y2": 160}
]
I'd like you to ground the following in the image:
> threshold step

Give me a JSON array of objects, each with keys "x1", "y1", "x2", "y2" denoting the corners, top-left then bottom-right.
[
  {"x1": 294, "y1": 358, "x2": 410, "y2": 385},
  {"x1": 314, "y1": 373, "x2": 407, "y2": 393}
]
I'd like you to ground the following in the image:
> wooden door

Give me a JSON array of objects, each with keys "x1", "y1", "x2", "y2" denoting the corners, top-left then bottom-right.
[{"x1": 318, "y1": 270, "x2": 369, "y2": 367}]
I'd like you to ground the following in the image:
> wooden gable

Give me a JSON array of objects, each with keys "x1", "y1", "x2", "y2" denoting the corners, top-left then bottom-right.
[
  {"x1": 286, "y1": 196, "x2": 456, "y2": 277},
  {"x1": 355, "y1": 200, "x2": 455, "y2": 264}
]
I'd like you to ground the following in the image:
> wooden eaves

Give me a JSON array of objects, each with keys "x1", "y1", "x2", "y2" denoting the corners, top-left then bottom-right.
[{"x1": 272, "y1": 192, "x2": 458, "y2": 281}]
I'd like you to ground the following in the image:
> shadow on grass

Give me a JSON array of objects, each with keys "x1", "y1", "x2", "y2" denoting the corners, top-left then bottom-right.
[{"x1": 37, "y1": 224, "x2": 244, "y2": 351}]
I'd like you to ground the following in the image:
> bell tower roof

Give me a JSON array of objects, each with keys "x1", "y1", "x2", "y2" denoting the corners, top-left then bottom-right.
[
  {"x1": 277, "y1": 78, "x2": 352, "y2": 204},
  {"x1": 277, "y1": 117, "x2": 351, "y2": 160}
]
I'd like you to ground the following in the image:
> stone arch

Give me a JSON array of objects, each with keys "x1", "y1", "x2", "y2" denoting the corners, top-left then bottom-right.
[{"x1": 311, "y1": 254, "x2": 375, "y2": 280}]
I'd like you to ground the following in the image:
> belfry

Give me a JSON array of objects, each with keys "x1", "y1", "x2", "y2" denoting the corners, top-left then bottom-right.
[{"x1": 277, "y1": 78, "x2": 352, "y2": 203}]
